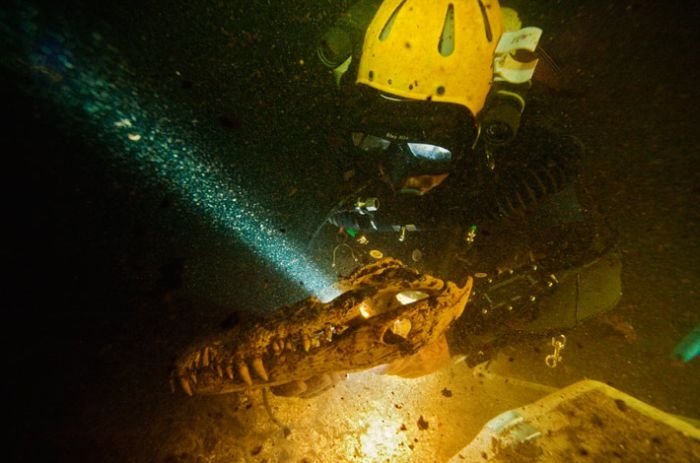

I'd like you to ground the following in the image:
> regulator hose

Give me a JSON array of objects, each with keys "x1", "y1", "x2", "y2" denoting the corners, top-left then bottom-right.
[{"x1": 484, "y1": 136, "x2": 584, "y2": 221}]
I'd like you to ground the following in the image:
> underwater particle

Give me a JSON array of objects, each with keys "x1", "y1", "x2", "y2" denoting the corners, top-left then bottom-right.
[
  {"x1": 614, "y1": 399, "x2": 628, "y2": 412},
  {"x1": 411, "y1": 248, "x2": 422, "y2": 262},
  {"x1": 441, "y1": 387, "x2": 453, "y2": 397},
  {"x1": 114, "y1": 118, "x2": 132, "y2": 128},
  {"x1": 417, "y1": 415, "x2": 429, "y2": 430},
  {"x1": 128, "y1": 133, "x2": 141, "y2": 141},
  {"x1": 250, "y1": 445, "x2": 262, "y2": 456},
  {"x1": 369, "y1": 249, "x2": 383, "y2": 259}
]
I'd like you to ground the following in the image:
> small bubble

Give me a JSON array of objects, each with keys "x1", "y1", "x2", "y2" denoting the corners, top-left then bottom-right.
[
  {"x1": 411, "y1": 249, "x2": 422, "y2": 262},
  {"x1": 114, "y1": 118, "x2": 132, "y2": 128}
]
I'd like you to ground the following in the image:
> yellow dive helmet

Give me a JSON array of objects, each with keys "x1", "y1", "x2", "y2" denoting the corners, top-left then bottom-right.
[{"x1": 356, "y1": 0, "x2": 504, "y2": 116}]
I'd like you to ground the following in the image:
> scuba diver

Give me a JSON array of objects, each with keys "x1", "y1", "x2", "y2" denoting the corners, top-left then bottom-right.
[{"x1": 314, "y1": 0, "x2": 623, "y2": 366}]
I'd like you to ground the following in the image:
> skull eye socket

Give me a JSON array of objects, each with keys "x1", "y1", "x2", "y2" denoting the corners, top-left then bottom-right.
[{"x1": 381, "y1": 318, "x2": 412, "y2": 345}]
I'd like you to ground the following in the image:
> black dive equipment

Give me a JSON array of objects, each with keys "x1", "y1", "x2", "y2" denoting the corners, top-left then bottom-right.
[{"x1": 480, "y1": 81, "x2": 529, "y2": 147}]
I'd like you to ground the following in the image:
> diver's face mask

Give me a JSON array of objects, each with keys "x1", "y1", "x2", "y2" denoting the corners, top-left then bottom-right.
[{"x1": 352, "y1": 132, "x2": 453, "y2": 195}]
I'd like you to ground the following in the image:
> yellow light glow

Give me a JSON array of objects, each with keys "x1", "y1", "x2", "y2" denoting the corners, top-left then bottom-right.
[
  {"x1": 395, "y1": 290, "x2": 429, "y2": 305},
  {"x1": 359, "y1": 302, "x2": 372, "y2": 318},
  {"x1": 359, "y1": 411, "x2": 408, "y2": 461},
  {"x1": 391, "y1": 318, "x2": 412, "y2": 338},
  {"x1": 213, "y1": 362, "x2": 509, "y2": 462}
]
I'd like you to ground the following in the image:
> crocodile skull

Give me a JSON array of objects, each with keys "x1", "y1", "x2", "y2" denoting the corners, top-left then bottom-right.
[{"x1": 171, "y1": 258, "x2": 473, "y2": 396}]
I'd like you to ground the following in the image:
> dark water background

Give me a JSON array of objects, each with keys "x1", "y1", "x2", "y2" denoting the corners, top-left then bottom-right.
[{"x1": 2, "y1": 0, "x2": 698, "y2": 461}]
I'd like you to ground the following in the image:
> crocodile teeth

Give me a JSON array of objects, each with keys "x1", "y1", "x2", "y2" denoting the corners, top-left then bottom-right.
[
  {"x1": 202, "y1": 347, "x2": 209, "y2": 367},
  {"x1": 252, "y1": 357, "x2": 269, "y2": 381},
  {"x1": 190, "y1": 371, "x2": 198, "y2": 384},
  {"x1": 179, "y1": 377, "x2": 193, "y2": 396},
  {"x1": 272, "y1": 341, "x2": 281, "y2": 354},
  {"x1": 324, "y1": 327, "x2": 333, "y2": 342},
  {"x1": 226, "y1": 365, "x2": 234, "y2": 380},
  {"x1": 193, "y1": 350, "x2": 201, "y2": 368},
  {"x1": 303, "y1": 335, "x2": 311, "y2": 352},
  {"x1": 237, "y1": 362, "x2": 253, "y2": 386},
  {"x1": 216, "y1": 364, "x2": 224, "y2": 378},
  {"x1": 286, "y1": 341, "x2": 294, "y2": 351}
]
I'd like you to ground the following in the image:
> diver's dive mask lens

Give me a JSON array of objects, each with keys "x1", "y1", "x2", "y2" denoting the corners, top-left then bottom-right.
[
  {"x1": 353, "y1": 134, "x2": 452, "y2": 165},
  {"x1": 406, "y1": 143, "x2": 452, "y2": 162},
  {"x1": 401, "y1": 143, "x2": 452, "y2": 193},
  {"x1": 352, "y1": 132, "x2": 454, "y2": 194}
]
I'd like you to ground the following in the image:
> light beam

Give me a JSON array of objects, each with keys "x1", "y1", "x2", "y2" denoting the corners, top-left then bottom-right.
[{"x1": 5, "y1": 4, "x2": 335, "y2": 297}]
